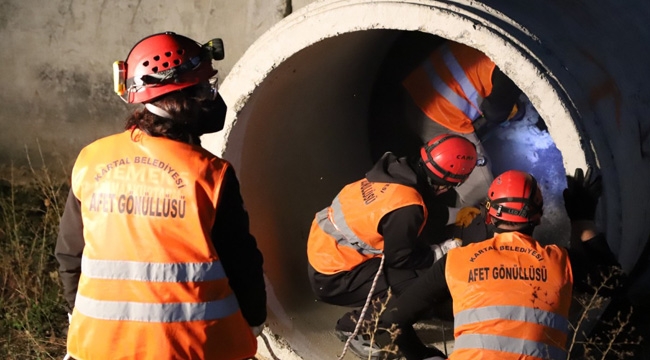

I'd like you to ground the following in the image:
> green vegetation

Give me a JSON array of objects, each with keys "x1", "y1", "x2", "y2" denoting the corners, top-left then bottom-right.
[{"x1": 0, "y1": 158, "x2": 69, "y2": 359}]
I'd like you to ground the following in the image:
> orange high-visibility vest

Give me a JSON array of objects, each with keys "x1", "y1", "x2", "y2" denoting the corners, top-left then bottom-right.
[
  {"x1": 67, "y1": 129, "x2": 257, "y2": 360},
  {"x1": 403, "y1": 41, "x2": 496, "y2": 134},
  {"x1": 445, "y1": 232, "x2": 573, "y2": 360},
  {"x1": 307, "y1": 179, "x2": 427, "y2": 274}
]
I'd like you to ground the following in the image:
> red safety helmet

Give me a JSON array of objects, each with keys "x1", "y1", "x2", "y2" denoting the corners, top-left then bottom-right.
[
  {"x1": 486, "y1": 170, "x2": 543, "y2": 224},
  {"x1": 114, "y1": 32, "x2": 223, "y2": 104},
  {"x1": 420, "y1": 134, "x2": 478, "y2": 186}
]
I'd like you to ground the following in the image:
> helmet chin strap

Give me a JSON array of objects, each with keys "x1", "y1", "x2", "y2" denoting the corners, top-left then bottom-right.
[{"x1": 145, "y1": 103, "x2": 173, "y2": 119}]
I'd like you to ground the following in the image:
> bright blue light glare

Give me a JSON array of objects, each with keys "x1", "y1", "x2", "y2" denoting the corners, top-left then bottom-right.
[{"x1": 482, "y1": 96, "x2": 571, "y2": 246}]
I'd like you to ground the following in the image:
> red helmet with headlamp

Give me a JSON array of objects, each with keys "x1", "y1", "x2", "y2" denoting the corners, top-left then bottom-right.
[{"x1": 113, "y1": 32, "x2": 224, "y2": 104}]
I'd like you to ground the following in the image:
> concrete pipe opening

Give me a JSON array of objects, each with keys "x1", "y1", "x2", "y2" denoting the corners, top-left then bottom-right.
[{"x1": 201, "y1": 1, "x2": 650, "y2": 358}]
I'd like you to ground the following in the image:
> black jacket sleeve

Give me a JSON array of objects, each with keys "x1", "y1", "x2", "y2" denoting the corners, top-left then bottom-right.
[
  {"x1": 55, "y1": 189, "x2": 85, "y2": 311},
  {"x1": 379, "y1": 205, "x2": 435, "y2": 269},
  {"x1": 567, "y1": 233, "x2": 622, "y2": 295},
  {"x1": 212, "y1": 166, "x2": 267, "y2": 326},
  {"x1": 481, "y1": 66, "x2": 522, "y2": 124},
  {"x1": 382, "y1": 255, "x2": 450, "y2": 326}
]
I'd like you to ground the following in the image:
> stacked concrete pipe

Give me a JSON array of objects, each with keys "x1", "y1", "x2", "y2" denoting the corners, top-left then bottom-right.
[{"x1": 201, "y1": 0, "x2": 650, "y2": 358}]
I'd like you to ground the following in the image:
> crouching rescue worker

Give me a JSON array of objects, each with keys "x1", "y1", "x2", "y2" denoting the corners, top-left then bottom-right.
[
  {"x1": 54, "y1": 32, "x2": 267, "y2": 360},
  {"x1": 307, "y1": 134, "x2": 481, "y2": 359},
  {"x1": 380, "y1": 168, "x2": 619, "y2": 360}
]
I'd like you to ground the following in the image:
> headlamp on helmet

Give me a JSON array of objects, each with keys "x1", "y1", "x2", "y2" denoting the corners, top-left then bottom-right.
[{"x1": 113, "y1": 32, "x2": 225, "y2": 104}]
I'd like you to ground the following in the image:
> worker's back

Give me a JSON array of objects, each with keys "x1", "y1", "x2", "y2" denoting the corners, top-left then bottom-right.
[
  {"x1": 402, "y1": 41, "x2": 496, "y2": 134},
  {"x1": 445, "y1": 231, "x2": 572, "y2": 360}
]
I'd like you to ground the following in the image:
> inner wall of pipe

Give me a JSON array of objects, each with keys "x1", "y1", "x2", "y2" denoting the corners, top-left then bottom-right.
[
  {"x1": 210, "y1": 29, "x2": 572, "y2": 358},
  {"x1": 224, "y1": 30, "x2": 396, "y2": 307}
]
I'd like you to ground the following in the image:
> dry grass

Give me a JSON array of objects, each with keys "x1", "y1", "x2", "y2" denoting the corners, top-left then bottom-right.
[
  {"x1": 338, "y1": 290, "x2": 401, "y2": 360},
  {"x1": 365, "y1": 295, "x2": 401, "y2": 360},
  {"x1": 568, "y1": 268, "x2": 643, "y2": 359},
  {"x1": 0, "y1": 152, "x2": 69, "y2": 359}
]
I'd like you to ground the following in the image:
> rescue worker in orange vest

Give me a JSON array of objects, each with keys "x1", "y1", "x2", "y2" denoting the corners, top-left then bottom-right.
[
  {"x1": 307, "y1": 134, "x2": 482, "y2": 359},
  {"x1": 54, "y1": 32, "x2": 266, "y2": 360},
  {"x1": 401, "y1": 40, "x2": 523, "y2": 208},
  {"x1": 380, "y1": 168, "x2": 619, "y2": 360}
]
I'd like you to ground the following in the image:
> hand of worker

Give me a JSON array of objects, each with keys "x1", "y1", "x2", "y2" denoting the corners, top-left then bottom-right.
[
  {"x1": 473, "y1": 115, "x2": 506, "y2": 139},
  {"x1": 506, "y1": 98, "x2": 526, "y2": 122},
  {"x1": 455, "y1": 206, "x2": 482, "y2": 228},
  {"x1": 250, "y1": 324, "x2": 264, "y2": 337},
  {"x1": 431, "y1": 238, "x2": 462, "y2": 261},
  {"x1": 563, "y1": 167, "x2": 602, "y2": 221}
]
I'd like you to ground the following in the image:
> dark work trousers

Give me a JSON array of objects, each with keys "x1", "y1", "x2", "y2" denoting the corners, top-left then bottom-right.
[
  {"x1": 309, "y1": 258, "x2": 423, "y2": 307},
  {"x1": 308, "y1": 258, "x2": 453, "y2": 329}
]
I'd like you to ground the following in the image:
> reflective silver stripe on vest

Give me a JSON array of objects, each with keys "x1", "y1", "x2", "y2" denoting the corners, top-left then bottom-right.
[
  {"x1": 454, "y1": 333, "x2": 566, "y2": 360},
  {"x1": 421, "y1": 47, "x2": 481, "y2": 121},
  {"x1": 75, "y1": 292, "x2": 240, "y2": 322},
  {"x1": 455, "y1": 305, "x2": 569, "y2": 333},
  {"x1": 439, "y1": 43, "x2": 483, "y2": 119},
  {"x1": 315, "y1": 197, "x2": 382, "y2": 255},
  {"x1": 81, "y1": 256, "x2": 227, "y2": 282}
]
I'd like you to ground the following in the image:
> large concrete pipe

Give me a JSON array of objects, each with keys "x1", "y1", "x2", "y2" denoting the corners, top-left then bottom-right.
[{"x1": 201, "y1": 0, "x2": 650, "y2": 358}]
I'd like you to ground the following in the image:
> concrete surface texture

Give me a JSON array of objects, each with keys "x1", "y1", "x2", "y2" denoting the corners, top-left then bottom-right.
[
  {"x1": 203, "y1": 0, "x2": 650, "y2": 358},
  {"x1": 0, "y1": 0, "x2": 292, "y2": 169}
]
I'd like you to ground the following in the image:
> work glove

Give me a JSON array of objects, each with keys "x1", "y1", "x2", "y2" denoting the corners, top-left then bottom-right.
[
  {"x1": 455, "y1": 206, "x2": 482, "y2": 228},
  {"x1": 506, "y1": 98, "x2": 526, "y2": 122},
  {"x1": 473, "y1": 115, "x2": 508, "y2": 140},
  {"x1": 563, "y1": 167, "x2": 602, "y2": 221},
  {"x1": 431, "y1": 238, "x2": 462, "y2": 261},
  {"x1": 250, "y1": 324, "x2": 264, "y2": 337}
]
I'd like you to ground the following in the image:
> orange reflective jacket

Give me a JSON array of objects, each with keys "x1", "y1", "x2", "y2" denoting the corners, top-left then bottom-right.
[
  {"x1": 445, "y1": 232, "x2": 573, "y2": 360},
  {"x1": 307, "y1": 180, "x2": 427, "y2": 274},
  {"x1": 403, "y1": 41, "x2": 496, "y2": 134},
  {"x1": 67, "y1": 129, "x2": 257, "y2": 360}
]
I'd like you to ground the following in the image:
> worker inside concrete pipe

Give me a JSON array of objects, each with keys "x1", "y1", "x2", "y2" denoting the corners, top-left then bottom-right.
[
  {"x1": 371, "y1": 37, "x2": 525, "y2": 210},
  {"x1": 367, "y1": 31, "x2": 564, "y2": 244}
]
